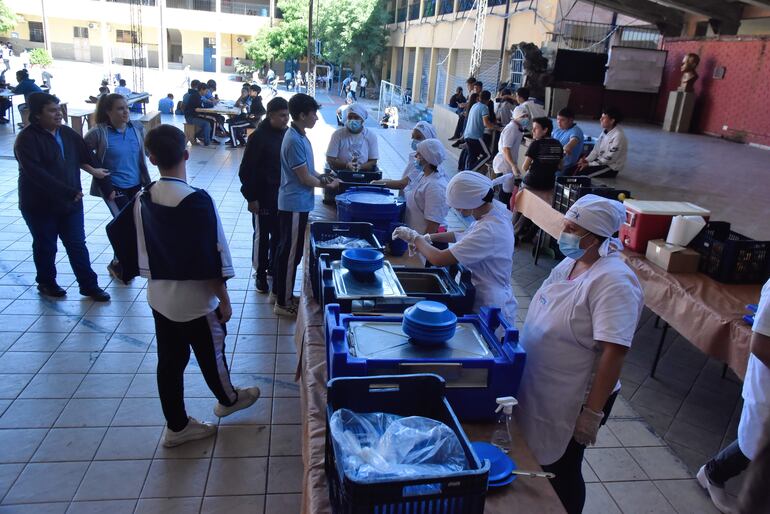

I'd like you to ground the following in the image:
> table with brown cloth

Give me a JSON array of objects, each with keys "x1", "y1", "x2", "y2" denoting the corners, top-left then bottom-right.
[
  {"x1": 514, "y1": 188, "x2": 761, "y2": 379},
  {"x1": 293, "y1": 201, "x2": 565, "y2": 513}
]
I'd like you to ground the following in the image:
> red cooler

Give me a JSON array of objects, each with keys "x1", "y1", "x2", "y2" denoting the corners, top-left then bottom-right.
[{"x1": 620, "y1": 200, "x2": 710, "y2": 253}]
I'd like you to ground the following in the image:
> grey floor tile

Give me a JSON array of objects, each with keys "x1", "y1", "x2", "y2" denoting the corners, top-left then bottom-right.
[
  {"x1": 213, "y1": 425, "x2": 270, "y2": 457},
  {"x1": 32, "y1": 427, "x2": 106, "y2": 463},
  {"x1": 237, "y1": 318, "x2": 279, "y2": 335},
  {"x1": 267, "y1": 456, "x2": 303, "y2": 494},
  {"x1": 229, "y1": 353, "x2": 275, "y2": 374},
  {"x1": 3, "y1": 461, "x2": 90, "y2": 504},
  {"x1": 20, "y1": 373, "x2": 85, "y2": 399},
  {"x1": 89, "y1": 352, "x2": 144, "y2": 374},
  {"x1": 154, "y1": 432, "x2": 216, "y2": 460},
  {"x1": 585, "y1": 448, "x2": 648, "y2": 482},
  {"x1": 0, "y1": 428, "x2": 48, "y2": 463},
  {"x1": 28, "y1": 316, "x2": 80, "y2": 333},
  {"x1": 39, "y1": 352, "x2": 98, "y2": 374},
  {"x1": 269, "y1": 424, "x2": 301, "y2": 456},
  {"x1": 0, "y1": 374, "x2": 34, "y2": 399},
  {"x1": 9, "y1": 332, "x2": 67, "y2": 352},
  {"x1": 102, "y1": 333, "x2": 154, "y2": 353},
  {"x1": 134, "y1": 497, "x2": 202, "y2": 514},
  {"x1": 0, "y1": 398, "x2": 69, "y2": 428},
  {"x1": 627, "y1": 446, "x2": 692, "y2": 480},
  {"x1": 594, "y1": 425, "x2": 623, "y2": 448},
  {"x1": 583, "y1": 483, "x2": 621, "y2": 514},
  {"x1": 95, "y1": 426, "x2": 163, "y2": 460},
  {"x1": 264, "y1": 493, "x2": 301, "y2": 514},
  {"x1": 272, "y1": 397, "x2": 300, "y2": 424},
  {"x1": 126, "y1": 374, "x2": 160, "y2": 398},
  {"x1": 665, "y1": 419, "x2": 724, "y2": 457},
  {"x1": 607, "y1": 419, "x2": 664, "y2": 447},
  {"x1": 201, "y1": 495, "x2": 265, "y2": 514},
  {"x1": 55, "y1": 398, "x2": 122, "y2": 428},
  {"x1": 0, "y1": 463, "x2": 25, "y2": 498},
  {"x1": 230, "y1": 373, "x2": 274, "y2": 398},
  {"x1": 604, "y1": 481, "x2": 677, "y2": 514},
  {"x1": 205, "y1": 457, "x2": 267, "y2": 496},
  {"x1": 65, "y1": 499, "x2": 138, "y2": 514},
  {"x1": 582, "y1": 460, "x2": 599, "y2": 483},
  {"x1": 654, "y1": 479, "x2": 722, "y2": 514},
  {"x1": 75, "y1": 460, "x2": 151, "y2": 501},
  {"x1": 58, "y1": 333, "x2": 110, "y2": 352},
  {"x1": 219, "y1": 397, "x2": 272, "y2": 426},
  {"x1": 112, "y1": 398, "x2": 165, "y2": 426},
  {"x1": 275, "y1": 353, "x2": 298, "y2": 374},
  {"x1": 0, "y1": 502, "x2": 69, "y2": 513},
  {"x1": 140, "y1": 458, "x2": 210, "y2": 498},
  {"x1": 233, "y1": 334, "x2": 277, "y2": 353},
  {"x1": 275, "y1": 336, "x2": 296, "y2": 354},
  {"x1": 74, "y1": 374, "x2": 133, "y2": 398},
  {"x1": 0, "y1": 351, "x2": 52, "y2": 373}
]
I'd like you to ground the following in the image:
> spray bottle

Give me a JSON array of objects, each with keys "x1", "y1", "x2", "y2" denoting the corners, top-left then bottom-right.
[{"x1": 491, "y1": 396, "x2": 518, "y2": 453}]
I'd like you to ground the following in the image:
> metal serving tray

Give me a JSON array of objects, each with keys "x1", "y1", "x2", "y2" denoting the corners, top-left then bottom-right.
[
  {"x1": 330, "y1": 261, "x2": 407, "y2": 300},
  {"x1": 396, "y1": 271, "x2": 451, "y2": 295}
]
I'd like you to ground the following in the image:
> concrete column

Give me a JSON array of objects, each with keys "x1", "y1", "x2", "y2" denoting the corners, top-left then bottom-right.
[
  {"x1": 453, "y1": 0, "x2": 460, "y2": 14},
  {"x1": 215, "y1": 0, "x2": 222, "y2": 74},
  {"x1": 411, "y1": 47, "x2": 423, "y2": 100},
  {"x1": 400, "y1": 47, "x2": 411, "y2": 90},
  {"x1": 40, "y1": 0, "x2": 52, "y2": 56},
  {"x1": 419, "y1": 0, "x2": 425, "y2": 18},
  {"x1": 441, "y1": 48, "x2": 456, "y2": 105},
  {"x1": 389, "y1": 46, "x2": 399, "y2": 83},
  {"x1": 99, "y1": 0, "x2": 111, "y2": 71},
  {"x1": 426, "y1": 47, "x2": 438, "y2": 107},
  {"x1": 158, "y1": 0, "x2": 167, "y2": 71}
]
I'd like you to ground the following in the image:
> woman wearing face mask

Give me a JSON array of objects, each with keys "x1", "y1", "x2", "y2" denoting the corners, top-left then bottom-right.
[
  {"x1": 326, "y1": 103, "x2": 379, "y2": 172},
  {"x1": 403, "y1": 138, "x2": 448, "y2": 237},
  {"x1": 515, "y1": 195, "x2": 643, "y2": 514},
  {"x1": 371, "y1": 121, "x2": 437, "y2": 192},
  {"x1": 392, "y1": 171, "x2": 517, "y2": 323}
]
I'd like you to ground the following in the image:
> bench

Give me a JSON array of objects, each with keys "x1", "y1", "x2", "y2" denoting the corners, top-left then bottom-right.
[
  {"x1": 183, "y1": 123, "x2": 198, "y2": 145},
  {"x1": 137, "y1": 111, "x2": 161, "y2": 132}
]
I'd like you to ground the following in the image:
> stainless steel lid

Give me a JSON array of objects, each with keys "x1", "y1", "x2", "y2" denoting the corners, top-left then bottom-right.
[{"x1": 330, "y1": 260, "x2": 407, "y2": 300}]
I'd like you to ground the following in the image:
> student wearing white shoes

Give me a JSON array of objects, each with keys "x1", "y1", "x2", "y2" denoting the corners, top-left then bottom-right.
[{"x1": 139, "y1": 125, "x2": 260, "y2": 447}]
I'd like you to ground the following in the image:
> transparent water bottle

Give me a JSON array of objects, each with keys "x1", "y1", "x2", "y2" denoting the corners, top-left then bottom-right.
[{"x1": 491, "y1": 396, "x2": 518, "y2": 453}]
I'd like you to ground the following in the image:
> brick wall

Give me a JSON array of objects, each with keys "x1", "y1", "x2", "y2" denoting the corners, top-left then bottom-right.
[{"x1": 656, "y1": 37, "x2": 770, "y2": 147}]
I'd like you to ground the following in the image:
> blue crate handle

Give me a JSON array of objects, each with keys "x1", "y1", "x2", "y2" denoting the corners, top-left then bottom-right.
[
  {"x1": 747, "y1": 304, "x2": 758, "y2": 313},
  {"x1": 478, "y1": 306, "x2": 518, "y2": 345},
  {"x1": 327, "y1": 373, "x2": 447, "y2": 408}
]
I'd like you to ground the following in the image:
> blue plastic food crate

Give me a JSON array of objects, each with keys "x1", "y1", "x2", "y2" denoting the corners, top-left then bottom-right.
[
  {"x1": 336, "y1": 187, "x2": 406, "y2": 240},
  {"x1": 325, "y1": 304, "x2": 526, "y2": 421},
  {"x1": 325, "y1": 374, "x2": 490, "y2": 514}
]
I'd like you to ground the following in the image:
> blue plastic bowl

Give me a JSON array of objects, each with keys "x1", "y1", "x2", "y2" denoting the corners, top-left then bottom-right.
[
  {"x1": 341, "y1": 248, "x2": 384, "y2": 274},
  {"x1": 404, "y1": 301, "x2": 458, "y2": 327},
  {"x1": 470, "y1": 442, "x2": 517, "y2": 487}
]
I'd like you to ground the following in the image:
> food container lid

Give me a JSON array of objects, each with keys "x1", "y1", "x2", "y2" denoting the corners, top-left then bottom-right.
[{"x1": 623, "y1": 199, "x2": 710, "y2": 216}]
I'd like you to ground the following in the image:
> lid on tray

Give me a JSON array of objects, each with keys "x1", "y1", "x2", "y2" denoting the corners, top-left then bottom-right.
[
  {"x1": 330, "y1": 260, "x2": 406, "y2": 300},
  {"x1": 622, "y1": 199, "x2": 710, "y2": 216}
]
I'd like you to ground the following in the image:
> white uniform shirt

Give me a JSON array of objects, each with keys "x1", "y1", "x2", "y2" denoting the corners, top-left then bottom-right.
[
  {"x1": 449, "y1": 202, "x2": 517, "y2": 323},
  {"x1": 144, "y1": 178, "x2": 233, "y2": 322},
  {"x1": 738, "y1": 278, "x2": 770, "y2": 458},
  {"x1": 493, "y1": 120, "x2": 524, "y2": 187},
  {"x1": 326, "y1": 127, "x2": 379, "y2": 165},
  {"x1": 400, "y1": 152, "x2": 422, "y2": 194},
  {"x1": 405, "y1": 170, "x2": 448, "y2": 235}
]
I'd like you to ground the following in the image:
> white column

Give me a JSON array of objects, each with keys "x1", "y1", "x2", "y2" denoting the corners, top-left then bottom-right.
[
  {"x1": 99, "y1": 0, "x2": 112, "y2": 73},
  {"x1": 158, "y1": 0, "x2": 167, "y2": 71},
  {"x1": 40, "y1": 0, "x2": 52, "y2": 55},
  {"x1": 215, "y1": 0, "x2": 222, "y2": 74}
]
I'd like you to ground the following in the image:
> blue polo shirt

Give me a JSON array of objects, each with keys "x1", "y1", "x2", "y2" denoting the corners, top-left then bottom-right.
[
  {"x1": 463, "y1": 102, "x2": 489, "y2": 140},
  {"x1": 278, "y1": 125, "x2": 316, "y2": 212},
  {"x1": 552, "y1": 123, "x2": 584, "y2": 170},
  {"x1": 158, "y1": 97, "x2": 174, "y2": 114},
  {"x1": 104, "y1": 124, "x2": 142, "y2": 189}
]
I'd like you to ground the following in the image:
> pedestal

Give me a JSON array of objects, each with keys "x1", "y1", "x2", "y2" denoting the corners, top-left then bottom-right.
[{"x1": 663, "y1": 91, "x2": 695, "y2": 133}]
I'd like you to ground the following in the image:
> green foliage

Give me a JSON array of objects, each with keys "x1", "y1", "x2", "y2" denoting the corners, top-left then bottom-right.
[
  {"x1": 0, "y1": 0, "x2": 17, "y2": 34},
  {"x1": 29, "y1": 48, "x2": 52, "y2": 67}
]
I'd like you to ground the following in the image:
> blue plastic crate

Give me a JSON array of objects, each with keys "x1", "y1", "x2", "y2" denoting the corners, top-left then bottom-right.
[
  {"x1": 325, "y1": 374, "x2": 490, "y2": 514},
  {"x1": 325, "y1": 304, "x2": 526, "y2": 421},
  {"x1": 336, "y1": 187, "x2": 406, "y2": 238}
]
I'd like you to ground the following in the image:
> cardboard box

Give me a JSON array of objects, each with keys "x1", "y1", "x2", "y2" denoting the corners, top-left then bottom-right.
[{"x1": 645, "y1": 239, "x2": 701, "y2": 273}]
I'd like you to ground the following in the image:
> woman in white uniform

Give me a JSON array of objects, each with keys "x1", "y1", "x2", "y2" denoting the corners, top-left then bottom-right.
[
  {"x1": 393, "y1": 171, "x2": 517, "y2": 323},
  {"x1": 326, "y1": 103, "x2": 379, "y2": 171},
  {"x1": 514, "y1": 195, "x2": 643, "y2": 514},
  {"x1": 697, "y1": 277, "x2": 770, "y2": 514},
  {"x1": 490, "y1": 105, "x2": 527, "y2": 204},
  {"x1": 403, "y1": 139, "x2": 448, "y2": 236},
  {"x1": 373, "y1": 121, "x2": 438, "y2": 193}
]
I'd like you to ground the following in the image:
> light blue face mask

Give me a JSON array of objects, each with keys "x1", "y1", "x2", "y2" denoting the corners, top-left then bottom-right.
[
  {"x1": 558, "y1": 231, "x2": 588, "y2": 260},
  {"x1": 411, "y1": 139, "x2": 419, "y2": 151},
  {"x1": 414, "y1": 159, "x2": 423, "y2": 171},
  {"x1": 347, "y1": 119, "x2": 363, "y2": 133}
]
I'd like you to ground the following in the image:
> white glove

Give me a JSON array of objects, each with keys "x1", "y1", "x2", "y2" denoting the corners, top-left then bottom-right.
[
  {"x1": 573, "y1": 406, "x2": 604, "y2": 446},
  {"x1": 392, "y1": 226, "x2": 419, "y2": 244}
]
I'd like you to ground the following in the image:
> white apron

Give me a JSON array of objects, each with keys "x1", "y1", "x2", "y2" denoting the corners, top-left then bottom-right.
[
  {"x1": 405, "y1": 180, "x2": 427, "y2": 236},
  {"x1": 515, "y1": 270, "x2": 600, "y2": 465},
  {"x1": 738, "y1": 354, "x2": 770, "y2": 459}
]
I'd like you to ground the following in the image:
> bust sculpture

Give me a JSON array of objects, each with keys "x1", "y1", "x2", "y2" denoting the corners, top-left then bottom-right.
[{"x1": 678, "y1": 53, "x2": 700, "y2": 93}]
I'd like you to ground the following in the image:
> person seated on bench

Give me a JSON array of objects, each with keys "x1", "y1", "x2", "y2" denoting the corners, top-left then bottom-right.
[
  {"x1": 326, "y1": 103, "x2": 378, "y2": 172},
  {"x1": 0, "y1": 78, "x2": 12, "y2": 124},
  {"x1": 115, "y1": 79, "x2": 131, "y2": 97},
  {"x1": 184, "y1": 82, "x2": 215, "y2": 146},
  {"x1": 88, "y1": 86, "x2": 110, "y2": 104},
  {"x1": 158, "y1": 93, "x2": 174, "y2": 115},
  {"x1": 11, "y1": 69, "x2": 42, "y2": 115},
  {"x1": 574, "y1": 107, "x2": 627, "y2": 179},
  {"x1": 226, "y1": 84, "x2": 266, "y2": 147}
]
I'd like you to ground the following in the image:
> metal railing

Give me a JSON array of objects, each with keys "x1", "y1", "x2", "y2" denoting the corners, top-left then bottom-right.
[
  {"x1": 222, "y1": 0, "x2": 270, "y2": 16},
  {"x1": 166, "y1": 0, "x2": 215, "y2": 11},
  {"x1": 555, "y1": 20, "x2": 661, "y2": 53}
]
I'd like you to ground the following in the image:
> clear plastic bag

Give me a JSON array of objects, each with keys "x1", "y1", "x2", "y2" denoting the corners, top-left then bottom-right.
[
  {"x1": 329, "y1": 408, "x2": 468, "y2": 481},
  {"x1": 315, "y1": 236, "x2": 373, "y2": 249}
]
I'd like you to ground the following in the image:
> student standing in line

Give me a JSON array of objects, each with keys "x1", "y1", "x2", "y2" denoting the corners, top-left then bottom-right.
[
  {"x1": 139, "y1": 125, "x2": 260, "y2": 447},
  {"x1": 272, "y1": 94, "x2": 340, "y2": 317}
]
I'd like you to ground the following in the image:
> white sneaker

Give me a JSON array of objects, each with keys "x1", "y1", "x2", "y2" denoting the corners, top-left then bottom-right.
[
  {"x1": 274, "y1": 302, "x2": 297, "y2": 318},
  {"x1": 162, "y1": 417, "x2": 217, "y2": 447},
  {"x1": 214, "y1": 386, "x2": 261, "y2": 417},
  {"x1": 696, "y1": 465, "x2": 738, "y2": 514}
]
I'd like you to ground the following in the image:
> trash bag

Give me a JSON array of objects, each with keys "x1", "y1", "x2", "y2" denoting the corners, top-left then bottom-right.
[
  {"x1": 329, "y1": 409, "x2": 468, "y2": 481},
  {"x1": 315, "y1": 236, "x2": 373, "y2": 249}
]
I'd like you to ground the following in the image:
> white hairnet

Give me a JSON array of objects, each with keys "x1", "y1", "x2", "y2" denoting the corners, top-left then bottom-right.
[
  {"x1": 512, "y1": 105, "x2": 529, "y2": 120},
  {"x1": 414, "y1": 121, "x2": 437, "y2": 140},
  {"x1": 565, "y1": 194, "x2": 626, "y2": 256},
  {"x1": 446, "y1": 171, "x2": 494, "y2": 210},
  {"x1": 346, "y1": 103, "x2": 368, "y2": 121},
  {"x1": 415, "y1": 139, "x2": 446, "y2": 167}
]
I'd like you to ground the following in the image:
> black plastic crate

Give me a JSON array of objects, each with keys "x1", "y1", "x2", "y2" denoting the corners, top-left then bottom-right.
[
  {"x1": 325, "y1": 374, "x2": 489, "y2": 514},
  {"x1": 323, "y1": 167, "x2": 383, "y2": 205},
  {"x1": 689, "y1": 221, "x2": 770, "y2": 284},
  {"x1": 552, "y1": 176, "x2": 630, "y2": 214},
  {"x1": 309, "y1": 222, "x2": 384, "y2": 299}
]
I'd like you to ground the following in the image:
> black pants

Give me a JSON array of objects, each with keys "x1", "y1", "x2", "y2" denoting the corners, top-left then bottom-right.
[
  {"x1": 542, "y1": 392, "x2": 618, "y2": 514},
  {"x1": 104, "y1": 184, "x2": 141, "y2": 217},
  {"x1": 152, "y1": 307, "x2": 238, "y2": 432},
  {"x1": 273, "y1": 210, "x2": 309, "y2": 306},
  {"x1": 577, "y1": 164, "x2": 618, "y2": 178},
  {"x1": 462, "y1": 138, "x2": 490, "y2": 172},
  {"x1": 451, "y1": 114, "x2": 466, "y2": 139},
  {"x1": 705, "y1": 439, "x2": 751, "y2": 486},
  {"x1": 252, "y1": 209, "x2": 279, "y2": 279}
]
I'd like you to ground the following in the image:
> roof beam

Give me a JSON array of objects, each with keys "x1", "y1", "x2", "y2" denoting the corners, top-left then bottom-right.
[
  {"x1": 649, "y1": 0, "x2": 744, "y2": 21},
  {"x1": 588, "y1": 0, "x2": 684, "y2": 36}
]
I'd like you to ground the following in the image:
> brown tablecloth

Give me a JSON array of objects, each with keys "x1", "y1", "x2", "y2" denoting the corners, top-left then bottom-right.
[
  {"x1": 294, "y1": 209, "x2": 565, "y2": 513},
  {"x1": 514, "y1": 188, "x2": 761, "y2": 379}
]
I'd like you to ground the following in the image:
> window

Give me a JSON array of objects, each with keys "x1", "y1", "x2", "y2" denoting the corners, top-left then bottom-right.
[
  {"x1": 509, "y1": 48, "x2": 524, "y2": 89},
  {"x1": 73, "y1": 27, "x2": 89, "y2": 38},
  {"x1": 116, "y1": 30, "x2": 138, "y2": 44},
  {"x1": 28, "y1": 22, "x2": 44, "y2": 43},
  {"x1": 423, "y1": 0, "x2": 435, "y2": 17},
  {"x1": 439, "y1": 0, "x2": 453, "y2": 15},
  {"x1": 408, "y1": 0, "x2": 420, "y2": 20}
]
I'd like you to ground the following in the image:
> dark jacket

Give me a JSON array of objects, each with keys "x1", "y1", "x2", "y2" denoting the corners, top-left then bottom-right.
[
  {"x1": 238, "y1": 118, "x2": 285, "y2": 209},
  {"x1": 249, "y1": 96, "x2": 266, "y2": 118},
  {"x1": 449, "y1": 93, "x2": 466, "y2": 109},
  {"x1": 14, "y1": 123, "x2": 95, "y2": 214},
  {"x1": 184, "y1": 91, "x2": 203, "y2": 120},
  {"x1": 13, "y1": 78, "x2": 43, "y2": 101}
]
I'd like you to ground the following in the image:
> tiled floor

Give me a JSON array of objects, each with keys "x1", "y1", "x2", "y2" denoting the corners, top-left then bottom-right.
[{"x1": 0, "y1": 82, "x2": 763, "y2": 512}]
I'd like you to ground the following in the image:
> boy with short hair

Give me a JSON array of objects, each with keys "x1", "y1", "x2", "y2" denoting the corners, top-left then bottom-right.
[
  {"x1": 141, "y1": 125, "x2": 259, "y2": 447},
  {"x1": 158, "y1": 93, "x2": 174, "y2": 115},
  {"x1": 273, "y1": 94, "x2": 339, "y2": 316}
]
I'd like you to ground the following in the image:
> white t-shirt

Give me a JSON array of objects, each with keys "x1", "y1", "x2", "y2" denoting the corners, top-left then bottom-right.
[
  {"x1": 145, "y1": 178, "x2": 233, "y2": 323},
  {"x1": 360, "y1": 77, "x2": 367, "y2": 87},
  {"x1": 350, "y1": 80, "x2": 358, "y2": 91},
  {"x1": 326, "y1": 127, "x2": 379, "y2": 165},
  {"x1": 406, "y1": 171, "x2": 448, "y2": 235},
  {"x1": 449, "y1": 202, "x2": 517, "y2": 323},
  {"x1": 115, "y1": 86, "x2": 131, "y2": 97},
  {"x1": 493, "y1": 120, "x2": 524, "y2": 176},
  {"x1": 745, "y1": 279, "x2": 770, "y2": 405}
]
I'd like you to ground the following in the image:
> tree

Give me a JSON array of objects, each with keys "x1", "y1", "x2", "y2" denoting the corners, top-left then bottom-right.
[
  {"x1": 29, "y1": 48, "x2": 52, "y2": 67},
  {"x1": 0, "y1": 0, "x2": 18, "y2": 34}
]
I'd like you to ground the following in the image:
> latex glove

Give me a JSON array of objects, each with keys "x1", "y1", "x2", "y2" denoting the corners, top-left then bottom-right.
[
  {"x1": 392, "y1": 226, "x2": 419, "y2": 244},
  {"x1": 573, "y1": 406, "x2": 604, "y2": 446}
]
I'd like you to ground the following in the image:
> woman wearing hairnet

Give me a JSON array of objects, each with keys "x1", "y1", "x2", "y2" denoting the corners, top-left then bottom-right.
[
  {"x1": 326, "y1": 103, "x2": 379, "y2": 171},
  {"x1": 403, "y1": 139, "x2": 448, "y2": 237},
  {"x1": 372, "y1": 121, "x2": 437, "y2": 193},
  {"x1": 515, "y1": 195, "x2": 643, "y2": 514},
  {"x1": 393, "y1": 171, "x2": 517, "y2": 323}
]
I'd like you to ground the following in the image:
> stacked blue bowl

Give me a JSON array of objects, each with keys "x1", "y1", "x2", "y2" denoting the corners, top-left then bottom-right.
[
  {"x1": 341, "y1": 248, "x2": 384, "y2": 281},
  {"x1": 402, "y1": 301, "x2": 458, "y2": 346}
]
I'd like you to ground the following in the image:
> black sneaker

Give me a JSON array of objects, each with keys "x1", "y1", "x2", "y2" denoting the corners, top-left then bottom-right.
[
  {"x1": 37, "y1": 283, "x2": 67, "y2": 298},
  {"x1": 255, "y1": 275, "x2": 269, "y2": 294},
  {"x1": 80, "y1": 287, "x2": 111, "y2": 302}
]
